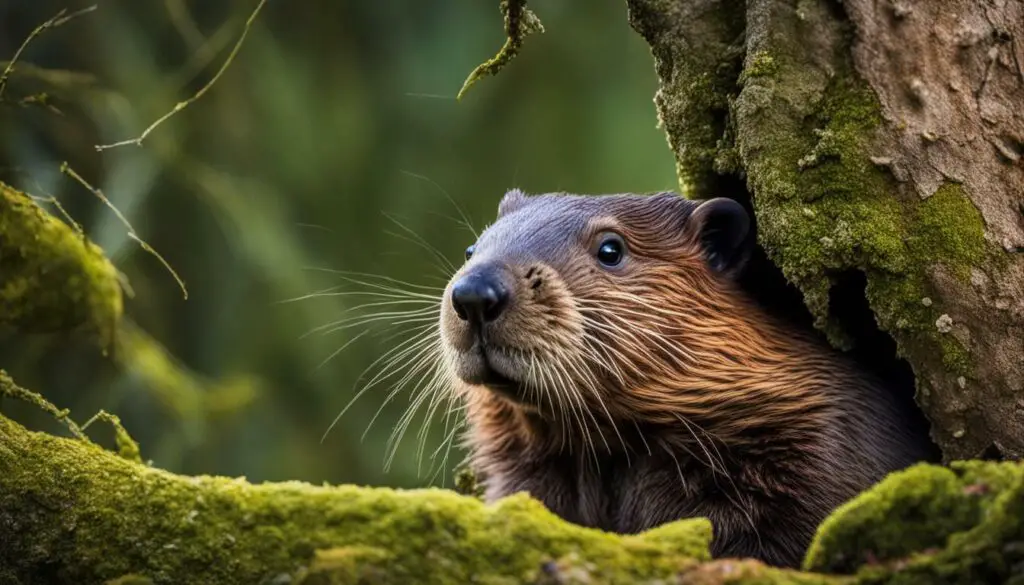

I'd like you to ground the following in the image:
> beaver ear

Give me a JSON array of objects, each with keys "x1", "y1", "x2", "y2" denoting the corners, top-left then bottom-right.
[
  {"x1": 497, "y1": 188, "x2": 530, "y2": 217},
  {"x1": 686, "y1": 198, "x2": 752, "y2": 278}
]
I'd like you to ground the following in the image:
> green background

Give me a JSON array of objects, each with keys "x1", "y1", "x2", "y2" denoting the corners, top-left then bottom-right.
[{"x1": 0, "y1": 0, "x2": 675, "y2": 488}]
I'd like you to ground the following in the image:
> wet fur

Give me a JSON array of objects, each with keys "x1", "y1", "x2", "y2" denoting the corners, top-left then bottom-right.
[{"x1": 438, "y1": 190, "x2": 935, "y2": 567}]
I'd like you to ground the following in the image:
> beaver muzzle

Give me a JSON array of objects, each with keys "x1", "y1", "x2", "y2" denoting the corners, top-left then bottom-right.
[{"x1": 447, "y1": 266, "x2": 524, "y2": 397}]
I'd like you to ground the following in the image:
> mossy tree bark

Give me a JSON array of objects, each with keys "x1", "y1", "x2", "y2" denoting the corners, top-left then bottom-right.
[{"x1": 626, "y1": 0, "x2": 1024, "y2": 460}]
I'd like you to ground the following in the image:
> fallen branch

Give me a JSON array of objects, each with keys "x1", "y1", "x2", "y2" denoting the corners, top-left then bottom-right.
[{"x1": 0, "y1": 378, "x2": 714, "y2": 584}]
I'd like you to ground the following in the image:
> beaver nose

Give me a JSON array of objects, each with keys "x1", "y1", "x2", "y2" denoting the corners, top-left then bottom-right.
[{"x1": 451, "y1": 272, "x2": 509, "y2": 323}]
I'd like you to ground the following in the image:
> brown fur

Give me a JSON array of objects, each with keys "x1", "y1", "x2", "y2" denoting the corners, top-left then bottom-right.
[{"x1": 438, "y1": 190, "x2": 934, "y2": 567}]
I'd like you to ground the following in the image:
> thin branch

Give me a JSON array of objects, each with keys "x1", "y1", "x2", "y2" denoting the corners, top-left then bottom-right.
[
  {"x1": 95, "y1": 0, "x2": 268, "y2": 151},
  {"x1": 0, "y1": 5, "x2": 98, "y2": 100},
  {"x1": 456, "y1": 0, "x2": 544, "y2": 101},
  {"x1": 60, "y1": 162, "x2": 189, "y2": 300}
]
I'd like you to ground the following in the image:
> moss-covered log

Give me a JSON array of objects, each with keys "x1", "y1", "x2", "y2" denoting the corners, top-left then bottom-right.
[
  {"x1": 626, "y1": 0, "x2": 1024, "y2": 460},
  {"x1": 0, "y1": 181, "x2": 122, "y2": 347},
  {"x1": 0, "y1": 402, "x2": 716, "y2": 584},
  {"x1": 3, "y1": 390, "x2": 1023, "y2": 584}
]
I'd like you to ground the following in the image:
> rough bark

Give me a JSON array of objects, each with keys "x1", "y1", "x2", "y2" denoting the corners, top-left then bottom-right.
[{"x1": 626, "y1": 0, "x2": 1024, "y2": 460}]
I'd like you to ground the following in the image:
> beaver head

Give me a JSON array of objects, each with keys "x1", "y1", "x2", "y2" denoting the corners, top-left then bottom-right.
[
  {"x1": 430, "y1": 190, "x2": 934, "y2": 568},
  {"x1": 438, "y1": 190, "x2": 771, "y2": 447}
]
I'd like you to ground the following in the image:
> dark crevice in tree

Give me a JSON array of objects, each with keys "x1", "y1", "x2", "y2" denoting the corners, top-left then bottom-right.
[
  {"x1": 827, "y1": 269, "x2": 941, "y2": 460},
  {"x1": 728, "y1": 175, "x2": 816, "y2": 333},
  {"x1": 724, "y1": 176, "x2": 940, "y2": 462}
]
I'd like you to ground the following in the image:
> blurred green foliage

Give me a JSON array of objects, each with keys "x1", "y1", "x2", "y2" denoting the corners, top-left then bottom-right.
[{"x1": 0, "y1": 0, "x2": 674, "y2": 488}]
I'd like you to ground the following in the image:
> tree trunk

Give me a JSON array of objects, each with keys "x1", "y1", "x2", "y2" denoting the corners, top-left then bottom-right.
[{"x1": 625, "y1": 0, "x2": 1024, "y2": 460}]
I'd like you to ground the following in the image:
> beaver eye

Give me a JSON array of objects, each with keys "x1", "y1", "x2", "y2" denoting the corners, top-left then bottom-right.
[
  {"x1": 465, "y1": 244, "x2": 476, "y2": 261},
  {"x1": 595, "y1": 233, "x2": 626, "y2": 268}
]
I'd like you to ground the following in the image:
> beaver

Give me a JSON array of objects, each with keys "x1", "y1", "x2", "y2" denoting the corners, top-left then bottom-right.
[{"x1": 437, "y1": 189, "x2": 935, "y2": 567}]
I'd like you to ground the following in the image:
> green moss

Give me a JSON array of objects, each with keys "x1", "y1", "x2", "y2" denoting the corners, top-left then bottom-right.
[
  {"x1": 805, "y1": 461, "x2": 1024, "y2": 582},
  {"x1": 81, "y1": 410, "x2": 143, "y2": 463},
  {"x1": 457, "y1": 0, "x2": 544, "y2": 100},
  {"x1": 0, "y1": 405, "x2": 712, "y2": 584},
  {"x1": 292, "y1": 547, "x2": 393, "y2": 584},
  {"x1": 675, "y1": 559, "x2": 846, "y2": 584},
  {"x1": 453, "y1": 460, "x2": 485, "y2": 500},
  {"x1": 105, "y1": 576, "x2": 156, "y2": 585},
  {"x1": 733, "y1": 18, "x2": 987, "y2": 377},
  {"x1": 0, "y1": 181, "x2": 122, "y2": 347},
  {"x1": 626, "y1": 0, "x2": 745, "y2": 197},
  {"x1": 743, "y1": 51, "x2": 779, "y2": 80},
  {"x1": 911, "y1": 183, "x2": 986, "y2": 281}
]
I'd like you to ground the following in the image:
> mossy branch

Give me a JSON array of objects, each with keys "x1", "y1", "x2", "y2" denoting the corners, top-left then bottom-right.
[
  {"x1": 1, "y1": 371, "x2": 1022, "y2": 584},
  {"x1": 0, "y1": 388, "x2": 716, "y2": 585},
  {"x1": 457, "y1": 0, "x2": 544, "y2": 101},
  {"x1": 0, "y1": 180, "x2": 122, "y2": 347}
]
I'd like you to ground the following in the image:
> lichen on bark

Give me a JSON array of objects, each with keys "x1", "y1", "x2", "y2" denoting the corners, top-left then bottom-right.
[{"x1": 625, "y1": 0, "x2": 746, "y2": 196}]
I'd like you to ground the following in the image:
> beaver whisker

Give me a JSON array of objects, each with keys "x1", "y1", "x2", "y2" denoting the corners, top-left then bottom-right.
[
  {"x1": 316, "y1": 312, "x2": 440, "y2": 338},
  {"x1": 535, "y1": 356, "x2": 576, "y2": 451},
  {"x1": 580, "y1": 318, "x2": 666, "y2": 373},
  {"x1": 386, "y1": 356, "x2": 448, "y2": 472},
  {"x1": 316, "y1": 330, "x2": 372, "y2": 371},
  {"x1": 673, "y1": 413, "x2": 728, "y2": 478},
  {"x1": 672, "y1": 414, "x2": 764, "y2": 556},
  {"x1": 415, "y1": 366, "x2": 458, "y2": 468},
  {"x1": 366, "y1": 339, "x2": 445, "y2": 446},
  {"x1": 380, "y1": 335, "x2": 446, "y2": 434},
  {"x1": 558, "y1": 352, "x2": 607, "y2": 460},
  {"x1": 303, "y1": 300, "x2": 439, "y2": 337},
  {"x1": 632, "y1": 420, "x2": 653, "y2": 456},
  {"x1": 577, "y1": 301, "x2": 696, "y2": 335},
  {"x1": 324, "y1": 274, "x2": 448, "y2": 301},
  {"x1": 303, "y1": 267, "x2": 448, "y2": 291},
  {"x1": 579, "y1": 333, "x2": 630, "y2": 384},
  {"x1": 321, "y1": 325, "x2": 440, "y2": 442},
  {"x1": 283, "y1": 288, "x2": 443, "y2": 305},
  {"x1": 544, "y1": 354, "x2": 593, "y2": 458},
  {"x1": 390, "y1": 355, "x2": 451, "y2": 468},
  {"x1": 529, "y1": 352, "x2": 571, "y2": 450},
  {"x1": 382, "y1": 213, "x2": 459, "y2": 276},
  {"x1": 311, "y1": 305, "x2": 438, "y2": 330},
  {"x1": 580, "y1": 308, "x2": 702, "y2": 371},
  {"x1": 559, "y1": 347, "x2": 631, "y2": 463},
  {"x1": 428, "y1": 414, "x2": 467, "y2": 485}
]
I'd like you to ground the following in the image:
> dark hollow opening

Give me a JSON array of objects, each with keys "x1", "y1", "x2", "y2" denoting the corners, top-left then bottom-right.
[{"x1": 716, "y1": 175, "x2": 941, "y2": 460}]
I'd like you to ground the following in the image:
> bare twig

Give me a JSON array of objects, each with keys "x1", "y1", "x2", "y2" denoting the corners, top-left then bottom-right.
[
  {"x1": 60, "y1": 162, "x2": 189, "y2": 300},
  {"x1": 0, "y1": 5, "x2": 98, "y2": 100},
  {"x1": 30, "y1": 194, "x2": 83, "y2": 234},
  {"x1": 95, "y1": 0, "x2": 268, "y2": 151}
]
